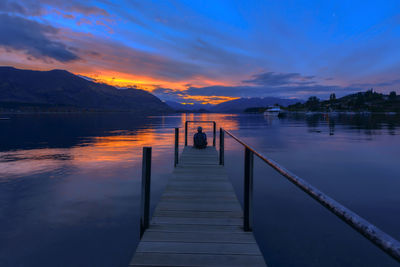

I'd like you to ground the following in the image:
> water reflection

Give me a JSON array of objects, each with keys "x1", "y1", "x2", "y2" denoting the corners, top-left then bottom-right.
[
  {"x1": 1, "y1": 112, "x2": 399, "y2": 267},
  {"x1": 227, "y1": 113, "x2": 400, "y2": 267},
  {"x1": 0, "y1": 113, "x2": 241, "y2": 179},
  {"x1": 0, "y1": 130, "x2": 171, "y2": 179},
  {"x1": 0, "y1": 113, "x2": 183, "y2": 267},
  {"x1": 278, "y1": 113, "x2": 400, "y2": 136},
  {"x1": 0, "y1": 148, "x2": 72, "y2": 178}
]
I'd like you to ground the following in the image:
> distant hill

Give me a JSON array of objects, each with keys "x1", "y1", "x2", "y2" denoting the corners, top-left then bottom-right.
[
  {"x1": 165, "y1": 101, "x2": 213, "y2": 112},
  {"x1": 287, "y1": 90, "x2": 400, "y2": 112},
  {"x1": 0, "y1": 67, "x2": 172, "y2": 113},
  {"x1": 210, "y1": 97, "x2": 302, "y2": 113}
]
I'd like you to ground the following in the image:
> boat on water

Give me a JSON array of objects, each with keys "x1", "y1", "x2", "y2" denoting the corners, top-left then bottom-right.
[{"x1": 263, "y1": 106, "x2": 281, "y2": 116}]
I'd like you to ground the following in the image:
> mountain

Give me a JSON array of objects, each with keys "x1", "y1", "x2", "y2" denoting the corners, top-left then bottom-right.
[
  {"x1": 0, "y1": 67, "x2": 172, "y2": 113},
  {"x1": 165, "y1": 101, "x2": 213, "y2": 112},
  {"x1": 210, "y1": 97, "x2": 302, "y2": 113}
]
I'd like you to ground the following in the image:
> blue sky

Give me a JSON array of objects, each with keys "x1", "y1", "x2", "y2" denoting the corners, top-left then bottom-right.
[{"x1": 0, "y1": 0, "x2": 399, "y2": 104}]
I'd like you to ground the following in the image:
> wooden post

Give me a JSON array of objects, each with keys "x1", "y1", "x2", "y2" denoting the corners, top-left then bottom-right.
[
  {"x1": 213, "y1": 122, "x2": 216, "y2": 146},
  {"x1": 174, "y1": 128, "x2": 179, "y2": 167},
  {"x1": 140, "y1": 147, "x2": 152, "y2": 238},
  {"x1": 219, "y1": 128, "x2": 224, "y2": 165},
  {"x1": 244, "y1": 147, "x2": 254, "y2": 231},
  {"x1": 185, "y1": 121, "x2": 188, "y2": 146}
]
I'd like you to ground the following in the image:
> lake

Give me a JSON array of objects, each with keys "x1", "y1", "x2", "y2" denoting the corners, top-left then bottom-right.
[{"x1": 1, "y1": 113, "x2": 399, "y2": 266}]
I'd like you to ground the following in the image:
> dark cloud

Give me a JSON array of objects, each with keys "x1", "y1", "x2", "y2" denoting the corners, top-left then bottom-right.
[
  {"x1": 185, "y1": 84, "x2": 359, "y2": 98},
  {"x1": 152, "y1": 88, "x2": 175, "y2": 95},
  {"x1": 0, "y1": 14, "x2": 79, "y2": 62},
  {"x1": 186, "y1": 38, "x2": 245, "y2": 66},
  {"x1": 0, "y1": 0, "x2": 109, "y2": 16},
  {"x1": 243, "y1": 72, "x2": 316, "y2": 86},
  {"x1": 68, "y1": 35, "x2": 209, "y2": 80},
  {"x1": 0, "y1": 1, "x2": 28, "y2": 15},
  {"x1": 185, "y1": 85, "x2": 319, "y2": 97},
  {"x1": 152, "y1": 88, "x2": 186, "y2": 102}
]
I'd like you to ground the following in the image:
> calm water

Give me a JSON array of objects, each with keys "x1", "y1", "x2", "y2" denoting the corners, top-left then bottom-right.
[{"x1": 0, "y1": 113, "x2": 399, "y2": 266}]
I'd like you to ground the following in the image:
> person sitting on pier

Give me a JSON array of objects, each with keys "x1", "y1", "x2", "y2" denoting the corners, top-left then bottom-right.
[{"x1": 193, "y1": 126, "x2": 207, "y2": 149}]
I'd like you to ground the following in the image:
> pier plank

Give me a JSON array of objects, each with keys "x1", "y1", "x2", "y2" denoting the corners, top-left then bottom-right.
[
  {"x1": 142, "y1": 231, "x2": 255, "y2": 243},
  {"x1": 130, "y1": 253, "x2": 266, "y2": 267}
]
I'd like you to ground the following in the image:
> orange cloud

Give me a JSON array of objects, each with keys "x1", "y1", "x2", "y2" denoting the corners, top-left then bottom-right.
[
  {"x1": 181, "y1": 95, "x2": 239, "y2": 105},
  {"x1": 76, "y1": 70, "x2": 233, "y2": 92},
  {"x1": 77, "y1": 70, "x2": 187, "y2": 90}
]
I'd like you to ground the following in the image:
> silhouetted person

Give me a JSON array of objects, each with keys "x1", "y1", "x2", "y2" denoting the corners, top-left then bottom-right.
[{"x1": 193, "y1": 126, "x2": 207, "y2": 149}]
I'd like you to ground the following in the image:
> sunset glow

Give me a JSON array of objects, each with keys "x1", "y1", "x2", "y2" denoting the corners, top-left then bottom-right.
[
  {"x1": 1, "y1": 1, "x2": 399, "y2": 104},
  {"x1": 180, "y1": 95, "x2": 240, "y2": 105},
  {"x1": 76, "y1": 71, "x2": 234, "y2": 93}
]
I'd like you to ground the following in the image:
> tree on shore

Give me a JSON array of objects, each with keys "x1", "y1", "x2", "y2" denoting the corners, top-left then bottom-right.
[
  {"x1": 389, "y1": 91, "x2": 397, "y2": 100},
  {"x1": 329, "y1": 93, "x2": 336, "y2": 102},
  {"x1": 306, "y1": 96, "x2": 320, "y2": 111}
]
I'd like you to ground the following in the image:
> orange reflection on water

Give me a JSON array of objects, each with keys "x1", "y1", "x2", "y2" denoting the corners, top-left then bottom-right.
[
  {"x1": 0, "y1": 114, "x2": 240, "y2": 178},
  {"x1": 0, "y1": 128, "x2": 174, "y2": 178},
  {"x1": 73, "y1": 128, "x2": 173, "y2": 165},
  {"x1": 0, "y1": 148, "x2": 72, "y2": 178}
]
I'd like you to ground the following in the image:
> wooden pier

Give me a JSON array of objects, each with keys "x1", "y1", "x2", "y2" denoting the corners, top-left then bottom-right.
[
  {"x1": 129, "y1": 121, "x2": 400, "y2": 265},
  {"x1": 129, "y1": 146, "x2": 267, "y2": 266}
]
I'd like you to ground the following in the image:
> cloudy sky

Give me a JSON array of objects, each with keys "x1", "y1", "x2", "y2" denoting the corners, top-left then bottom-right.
[{"x1": 0, "y1": 0, "x2": 399, "y2": 104}]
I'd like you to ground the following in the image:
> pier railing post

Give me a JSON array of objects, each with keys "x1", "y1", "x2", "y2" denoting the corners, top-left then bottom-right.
[
  {"x1": 213, "y1": 122, "x2": 216, "y2": 146},
  {"x1": 174, "y1": 128, "x2": 179, "y2": 167},
  {"x1": 244, "y1": 147, "x2": 254, "y2": 231},
  {"x1": 219, "y1": 128, "x2": 224, "y2": 165},
  {"x1": 185, "y1": 121, "x2": 188, "y2": 146},
  {"x1": 140, "y1": 147, "x2": 152, "y2": 238}
]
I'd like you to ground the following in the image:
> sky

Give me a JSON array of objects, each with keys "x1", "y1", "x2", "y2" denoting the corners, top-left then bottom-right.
[{"x1": 0, "y1": 0, "x2": 399, "y2": 104}]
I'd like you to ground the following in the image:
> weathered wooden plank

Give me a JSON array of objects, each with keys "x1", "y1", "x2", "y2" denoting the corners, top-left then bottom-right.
[
  {"x1": 146, "y1": 224, "x2": 243, "y2": 233},
  {"x1": 174, "y1": 165, "x2": 224, "y2": 170},
  {"x1": 159, "y1": 198, "x2": 237, "y2": 204},
  {"x1": 172, "y1": 170, "x2": 227, "y2": 175},
  {"x1": 162, "y1": 193, "x2": 235, "y2": 199},
  {"x1": 142, "y1": 231, "x2": 255, "y2": 243},
  {"x1": 156, "y1": 202, "x2": 242, "y2": 212},
  {"x1": 164, "y1": 187, "x2": 235, "y2": 193},
  {"x1": 167, "y1": 181, "x2": 234, "y2": 188},
  {"x1": 179, "y1": 160, "x2": 220, "y2": 163},
  {"x1": 151, "y1": 216, "x2": 243, "y2": 226},
  {"x1": 136, "y1": 241, "x2": 262, "y2": 255},
  {"x1": 171, "y1": 174, "x2": 229, "y2": 179},
  {"x1": 179, "y1": 156, "x2": 219, "y2": 160},
  {"x1": 130, "y1": 253, "x2": 266, "y2": 266},
  {"x1": 157, "y1": 199, "x2": 240, "y2": 205},
  {"x1": 161, "y1": 191, "x2": 236, "y2": 199},
  {"x1": 153, "y1": 210, "x2": 243, "y2": 218}
]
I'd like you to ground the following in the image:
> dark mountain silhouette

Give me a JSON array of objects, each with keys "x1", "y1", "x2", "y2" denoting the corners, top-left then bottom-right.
[
  {"x1": 210, "y1": 97, "x2": 302, "y2": 113},
  {"x1": 0, "y1": 67, "x2": 171, "y2": 113},
  {"x1": 165, "y1": 100, "x2": 213, "y2": 111}
]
